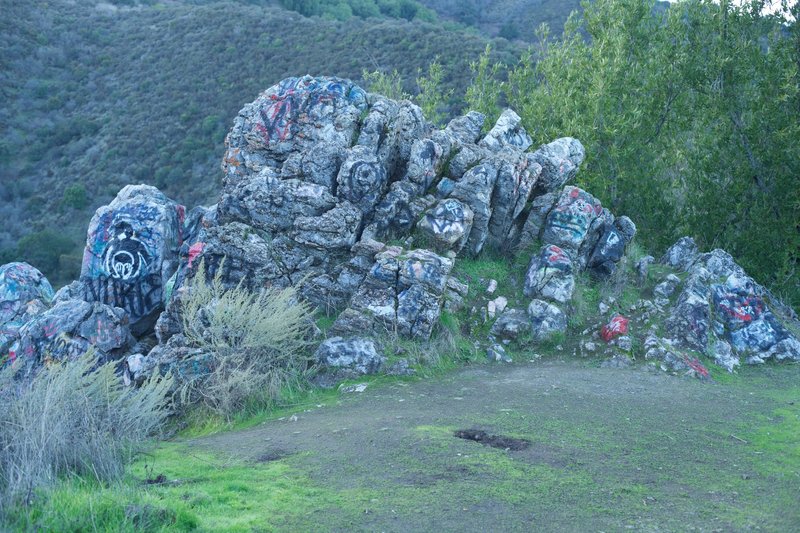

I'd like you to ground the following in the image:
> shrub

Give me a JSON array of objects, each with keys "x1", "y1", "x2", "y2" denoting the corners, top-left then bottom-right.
[
  {"x1": 0, "y1": 353, "x2": 173, "y2": 517},
  {"x1": 179, "y1": 263, "x2": 315, "y2": 419}
]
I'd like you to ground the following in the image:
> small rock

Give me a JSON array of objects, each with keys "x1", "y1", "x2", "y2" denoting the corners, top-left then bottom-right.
[
  {"x1": 315, "y1": 337, "x2": 385, "y2": 375},
  {"x1": 487, "y1": 344, "x2": 512, "y2": 363},
  {"x1": 654, "y1": 274, "x2": 681, "y2": 299},
  {"x1": 601, "y1": 355, "x2": 633, "y2": 369},
  {"x1": 339, "y1": 383, "x2": 368, "y2": 393},
  {"x1": 598, "y1": 302, "x2": 610, "y2": 314},
  {"x1": 386, "y1": 359, "x2": 416, "y2": 376},
  {"x1": 527, "y1": 299, "x2": 568, "y2": 341},
  {"x1": 486, "y1": 279, "x2": 498, "y2": 294}
]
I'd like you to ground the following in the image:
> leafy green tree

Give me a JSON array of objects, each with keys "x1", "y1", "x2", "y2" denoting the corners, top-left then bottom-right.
[
  {"x1": 468, "y1": 0, "x2": 800, "y2": 307},
  {"x1": 62, "y1": 184, "x2": 87, "y2": 210},
  {"x1": 415, "y1": 58, "x2": 453, "y2": 126}
]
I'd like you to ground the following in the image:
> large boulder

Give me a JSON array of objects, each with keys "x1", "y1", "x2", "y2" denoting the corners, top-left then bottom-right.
[
  {"x1": 528, "y1": 299, "x2": 568, "y2": 341},
  {"x1": 542, "y1": 186, "x2": 604, "y2": 256},
  {"x1": 0, "y1": 263, "x2": 54, "y2": 358},
  {"x1": 73, "y1": 185, "x2": 184, "y2": 336},
  {"x1": 523, "y1": 244, "x2": 575, "y2": 304},
  {"x1": 10, "y1": 299, "x2": 133, "y2": 378}
]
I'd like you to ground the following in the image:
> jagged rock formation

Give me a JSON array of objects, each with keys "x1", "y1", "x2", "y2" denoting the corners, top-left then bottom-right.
[{"x1": 1, "y1": 75, "x2": 797, "y2": 384}]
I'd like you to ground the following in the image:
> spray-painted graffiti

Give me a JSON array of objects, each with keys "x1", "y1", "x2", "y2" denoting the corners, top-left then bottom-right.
[
  {"x1": 418, "y1": 198, "x2": 474, "y2": 250},
  {"x1": 338, "y1": 156, "x2": 387, "y2": 212},
  {"x1": 81, "y1": 274, "x2": 162, "y2": 321},
  {"x1": 524, "y1": 244, "x2": 575, "y2": 303},
  {"x1": 101, "y1": 222, "x2": 151, "y2": 280},
  {"x1": 601, "y1": 315, "x2": 629, "y2": 342},
  {"x1": 711, "y1": 277, "x2": 765, "y2": 330},
  {"x1": 543, "y1": 186, "x2": 603, "y2": 249},
  {"x1": 81, "y1": 187, "x2": 183, "y2": 327},
  {"x1": 255, "y1": 77, "x2": 368, "y2": 144}
]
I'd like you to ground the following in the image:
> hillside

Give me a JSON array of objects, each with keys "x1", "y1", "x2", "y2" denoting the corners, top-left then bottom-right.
[
  {"x1": 0, "y1": 0, "x2": 523, "y2": 285},
  {"x1": 417, "y1": 0, "x2": 671, "y2": 40}
]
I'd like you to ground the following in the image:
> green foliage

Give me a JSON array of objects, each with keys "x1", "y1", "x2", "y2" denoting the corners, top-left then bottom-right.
[
  {"x1": 0, "y1": 352, "x2": 173, "y2": 519},
  {"x1": 14, "y1": 230, "x2": 74, "y2": 283},
  {"x1": 415, "y1": 58, "x2": 453, "y2": 126},
  {"x1": 362, "y1": 68, "x2": 411, "y2": 99},
  {"x1": 465, "y1": 44, "x2": 504, "y2": 130},
  {"x1": 61, "y1": 183, "x2": 87, "y2": 209},
  {"x1": 179, "y1": 262, "x2": 315, "y2": 419},
  {"x1": 279, "y1": 0, "x2": 436, "y2": 21},
  {"x1": 468, "y1": 0, "x2": 800, "y2": 309}
]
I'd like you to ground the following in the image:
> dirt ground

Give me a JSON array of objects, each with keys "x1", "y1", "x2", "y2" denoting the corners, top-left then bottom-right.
[{"x1": 193, "y1": 359, "x2": 800, "y2": 532}]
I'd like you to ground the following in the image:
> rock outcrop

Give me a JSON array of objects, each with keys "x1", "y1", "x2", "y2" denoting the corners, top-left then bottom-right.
[{"x1": 4, "y1": 75, "x2": 796, "y2": 387}]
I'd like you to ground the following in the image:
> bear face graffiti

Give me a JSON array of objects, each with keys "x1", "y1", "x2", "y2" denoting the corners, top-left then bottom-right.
[{"x1": 102, "y1": 222, "x2": 151, "y2": 281}]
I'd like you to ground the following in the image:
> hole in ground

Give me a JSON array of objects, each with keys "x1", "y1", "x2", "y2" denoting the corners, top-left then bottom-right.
[{"x1": 454, "y1": 429, "x2": 530, "y2": 451}]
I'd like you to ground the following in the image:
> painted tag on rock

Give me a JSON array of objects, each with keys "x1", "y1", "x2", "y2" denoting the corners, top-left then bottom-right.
[{"x1": 80, "y1": 185, "x2": 183, "y2": 333}]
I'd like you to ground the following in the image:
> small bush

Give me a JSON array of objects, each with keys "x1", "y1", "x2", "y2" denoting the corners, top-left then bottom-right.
[
  {"x1": 0, "y1": 353, "x2": 173, "y2": 517},
  {"x1": 179, "y1": 263, "x2": 315, "y2": 419}
]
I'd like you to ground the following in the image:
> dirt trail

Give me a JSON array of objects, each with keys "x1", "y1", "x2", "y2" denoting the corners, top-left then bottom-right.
[{"x1": 193, "y1": 360, "x2": 800, "y2": 532}]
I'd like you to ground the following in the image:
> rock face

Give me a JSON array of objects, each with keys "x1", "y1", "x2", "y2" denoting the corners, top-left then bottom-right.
[
  {"x1": 71, "y1": 185, "x2": 184, "y2": 335},
  {"x1": 0, "y1": 263, "x2": 54, "y2": 358},
  {"x1": 315, "y1": 337, "x2": 384, "y2": 375},
  {"x1": 661, "y1": 239, "x2": 800, "y2": 369},
  {"x1": 524, "y1": 244, "x2": 575, "y2": 304},
  {"x1": 11, "y1": 299, "x2": 133, "y2": 377},
  {"x1": 11, "y1": 75, "x2": 800, "y2": 390}
]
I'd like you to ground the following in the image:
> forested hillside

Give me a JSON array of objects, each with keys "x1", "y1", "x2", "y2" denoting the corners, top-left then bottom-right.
[{"x1": 0, "y1": 0, "x2": 521, "y2": 286}]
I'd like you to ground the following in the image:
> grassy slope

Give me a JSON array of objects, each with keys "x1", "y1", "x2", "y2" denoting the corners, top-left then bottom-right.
[{"x1": 0, "y1": 0, "x2": 522, "y2": 285}]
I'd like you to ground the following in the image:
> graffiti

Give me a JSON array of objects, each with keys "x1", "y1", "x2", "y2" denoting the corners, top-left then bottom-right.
[
  {"x1": 342, "y1": 160, "x2": 386, "y2": 207},
  {"x1": 0, "y1": 262, "x2": 54, "y2": 325},
  {"x1": 545, "y1": 186, "x2": 603, "y2": 247},
  {"x1": 187, "y1": 242, "x2": 205, "y2": 268},
  {"x1": 82, "y1": 273, "x2": 162, "y2": 321},
  {"x1": 101, "y1": 222, "x2": 151, "y2": 280},
  {"x1": 681, "y1": 354, "x2": 710, "y2": 378},
  {"x1": 601, "y1": 315, "x2": 629, "y2": 342},
  {"x1": 542, "y1": 245, "x2": 571, "y2": 272},
  {"x1": 730, "y1": 316, "x2": 785, "y2": 352},
  {"x1": 255, "y1": 77, "x2": 367, "y2": 144},
  {"x1": 711, "y1": 280, "x2": 765, "y2": 329}
]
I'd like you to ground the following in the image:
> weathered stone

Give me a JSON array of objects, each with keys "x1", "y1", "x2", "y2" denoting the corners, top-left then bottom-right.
[
  {"x1": 530, "y1": 137, "x2": 585, "y2": 194},
  {"x1": 665, "y1": 266, "x2": 713, "y2": 353},
  {"x1": 479, "y1": 109, "x2": 532, "y2": 153},
  {"x1": 490, "y1": 309, "x2": 529, "y2": 341},
  {"x1": 222, "y1": 76, "x2": 368, "y2": 186},
  {"x1": 486, "y1": 156, "x2": 541, "y2": 251},
  {"x1": 587, "y1": 222, "x2": 632, "y2": 278},
  {"x1": 385, "y1": 358, "x2": 416, "y2": 376},
  {"x1": 443, "y1": 277, "x2": 469, "y2": 313},
  {"x1": 635, "y1": 255, "x2": 655, "y2": 283},
  {"x1": 523, "y1": 244, "x2": 575, "y2": 304},
  {"x1": 653, "y1": 274, "x2": 681, "y2": 299},
  {"x1": 0, "y1": 263, "x2": 54, "y2": 358},
  {"x1": 711, "y1": 339, "x2": 740, "y2": 372},
  {"x1": 527, "y1": 299, "x2": 567, "y2": 341},
  {"x1": 336, "y1": 145, "x2": 389, "y2": 214},
  {"x1": 449, "y1": 162, "x2": 499, "y2": 256},
  {"x1": 10, "y1": 299, "x2": 133, "y2": 377},
  {"x1": 218, "y1": 170, "x2": 337, "y2": 233},
  {"x1": 487, "y1": 343, "x2": 512, "y2": 363},
  {"x1": 78, "y1": 185, "x2": 184, "y2": 335},
  {"x1": 315, "y1": 336, "x2": 385, "y2": 375},
  {"x1": 661, "y1": 236, "x2": 699, "y2": 271},
  {"x1": 516, "y1": 192, "x2": 559, "y2": 252},
  {"x1": 334, "y1": 248, "x2": 453, "y2": 339},
  {"x1": 416, "y1": 198, "x2": 474, "y2": 252},
  {"x1": 542, "y1": 186, "x2": 603, "y2": 255}
]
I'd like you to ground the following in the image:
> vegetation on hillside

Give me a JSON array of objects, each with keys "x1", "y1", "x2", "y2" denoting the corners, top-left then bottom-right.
[{"x1": 465, "y1": 0, "x2": 800, "y2": 308}]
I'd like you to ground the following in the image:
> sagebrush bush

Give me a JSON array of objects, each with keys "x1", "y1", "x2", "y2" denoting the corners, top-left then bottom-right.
[
  {"x1": 0, "y1": 353, "x2": 173, "y2": 516},
  {"x1": 179, "y1": 263, "x2": 315, "y2": 418}
]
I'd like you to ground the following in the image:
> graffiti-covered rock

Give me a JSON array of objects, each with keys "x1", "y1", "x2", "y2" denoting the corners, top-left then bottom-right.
[
  {"x1": 524, "y1": 244, "x2": 575, "y2": 304},
  {"x1": 542, "y1": 186, "x2": 604, "y2": 256},
  {"x1": 222, "y1": 75, "x2": 368, "y2": 186},
  {"x1": 9, "y1": 299, "x2": 132, "y2": 377},
  {"x1": 78, "y1": 185, "x2": 184, "y2": 336},
  {"x1": 315, "y1": 336, "x2": 384, "y2": 375},
  {"x1": 0, "y1": 263, "x2": 55, "y2": 358},
  {"x1": 530, "y1": 137, "x2": 585, "y2": 195},
  {"x1": 333, "y1": 247, "x2": 454, "y2": 339},
  {"x1": 417, "y1": 198, "x2": 474, "y2": 252}
]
